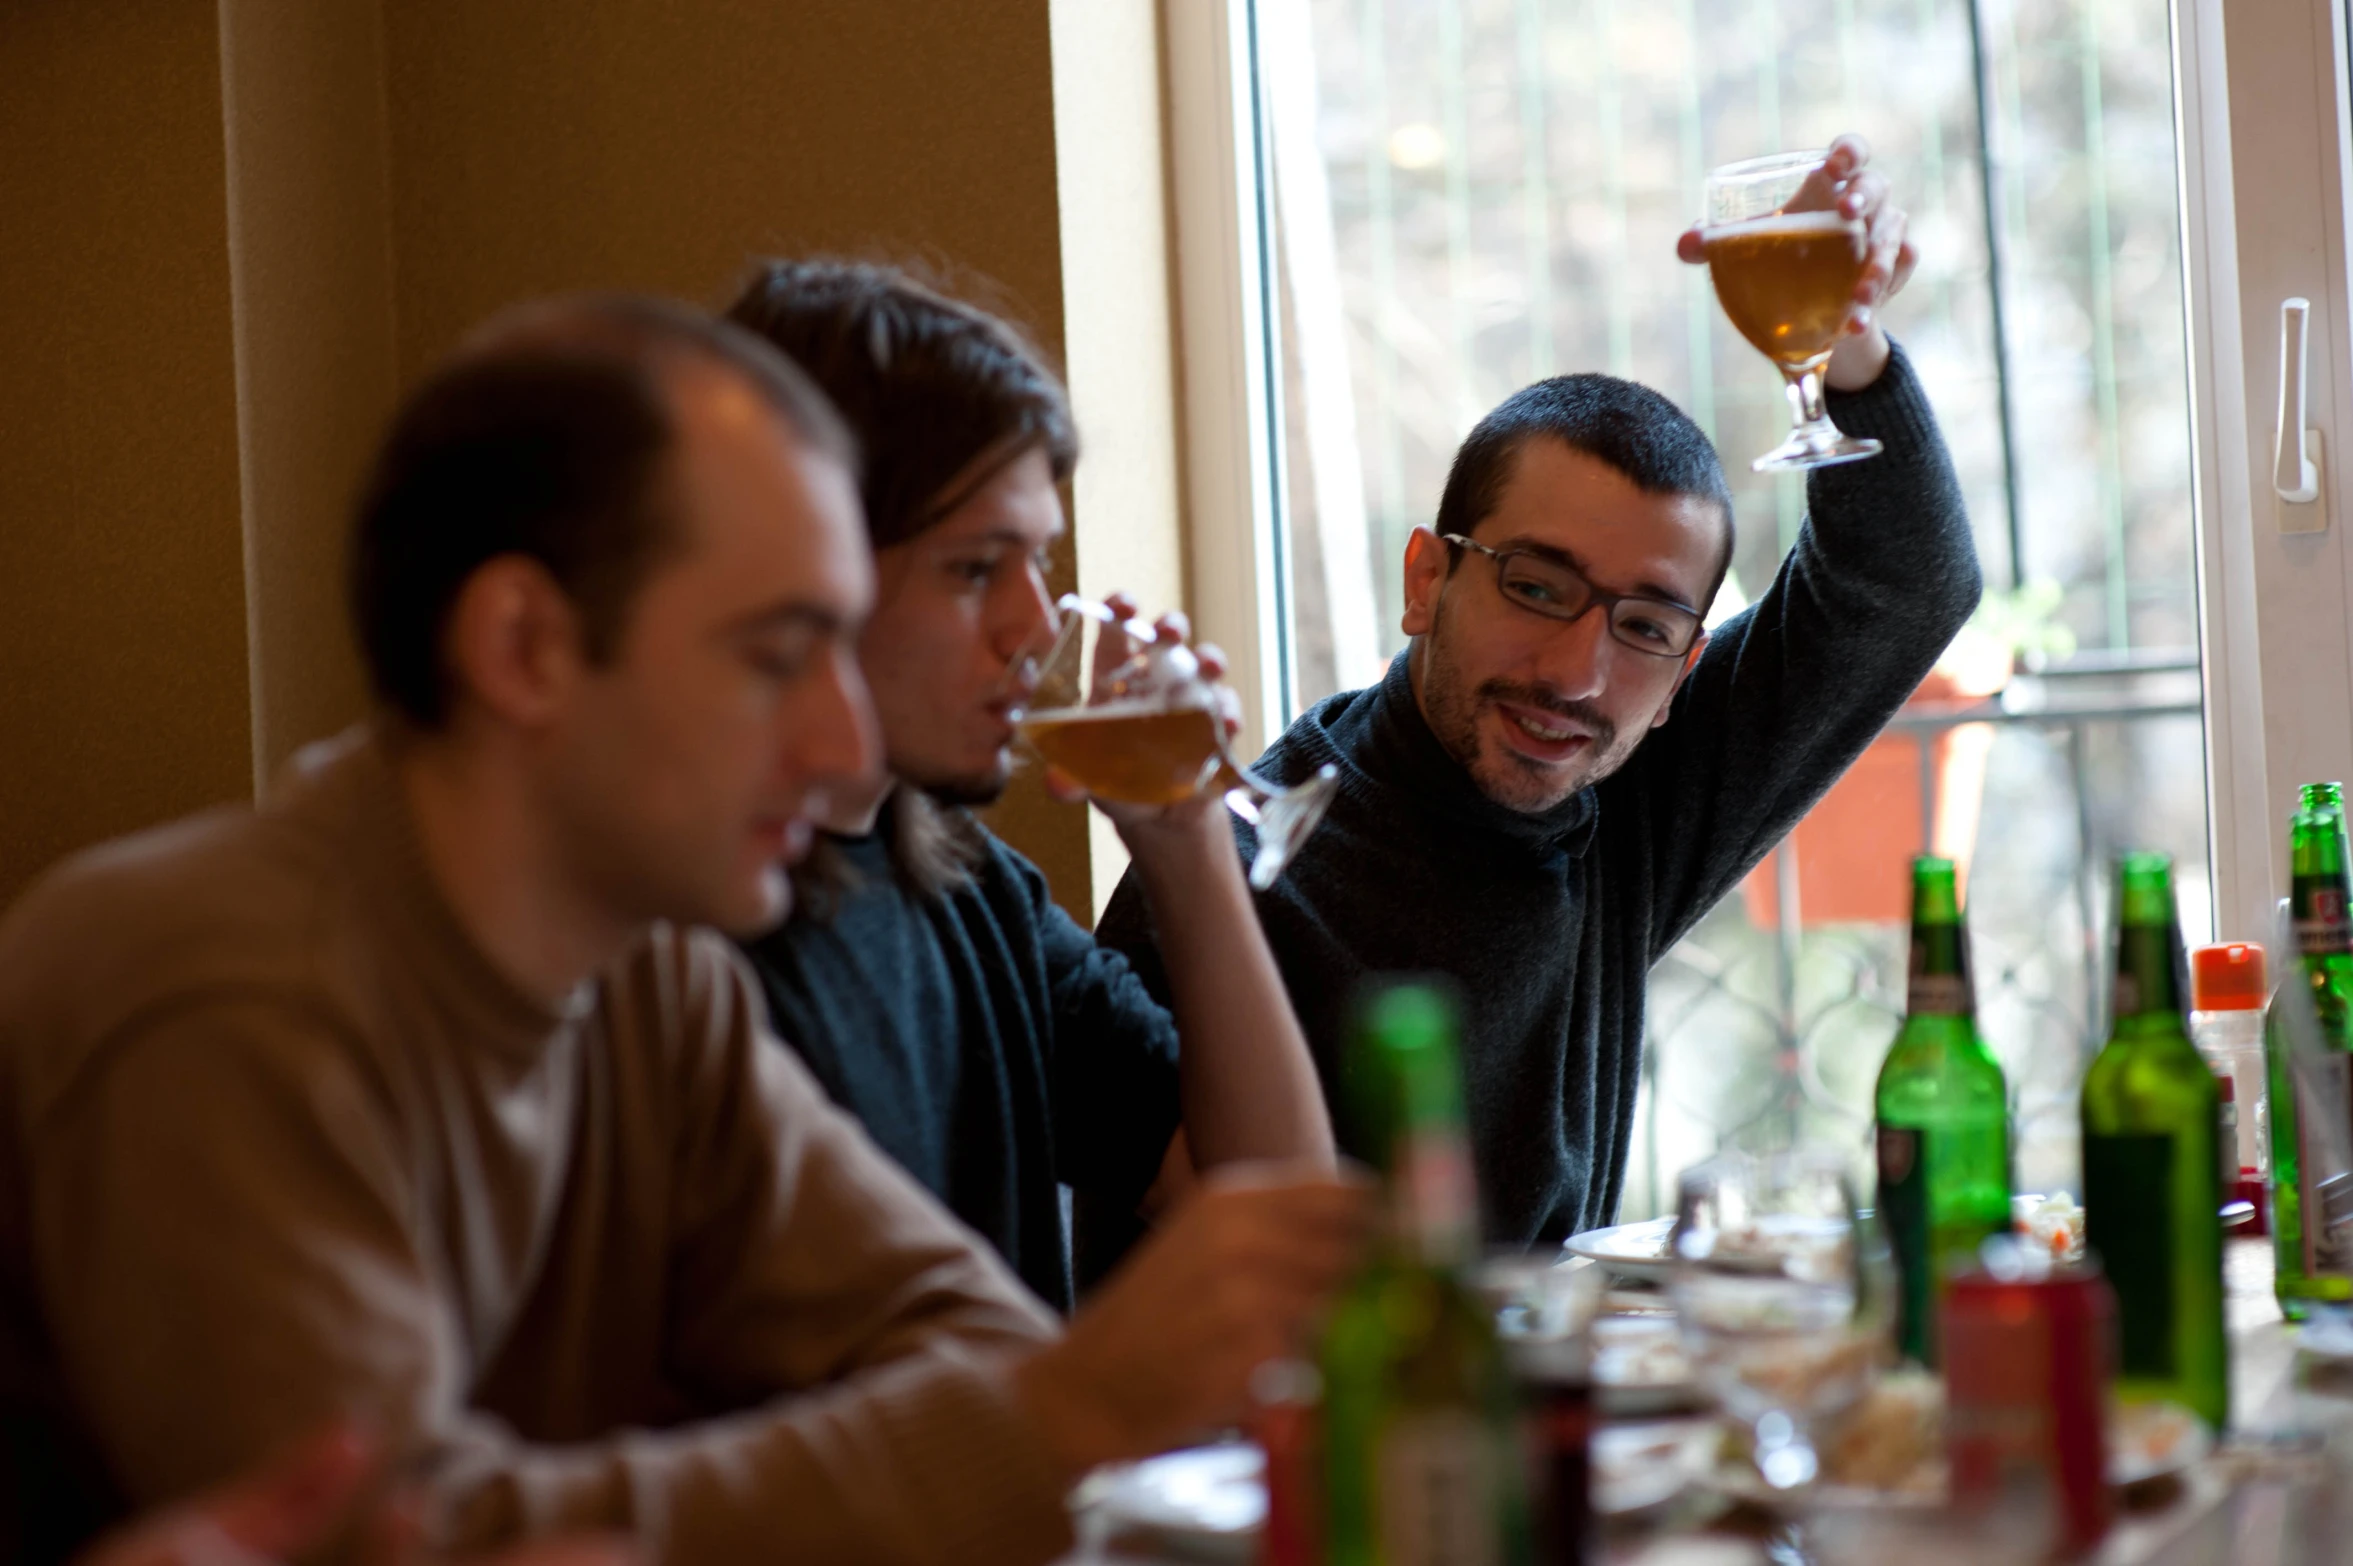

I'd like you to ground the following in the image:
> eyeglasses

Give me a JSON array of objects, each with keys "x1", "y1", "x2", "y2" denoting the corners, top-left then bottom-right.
[{"x1": 1441, "y1": 534, "x2": 1703, "y2": 659}]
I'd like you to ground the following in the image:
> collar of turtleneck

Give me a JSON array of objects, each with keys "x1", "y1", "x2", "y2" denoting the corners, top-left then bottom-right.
[{"x1": 1346, "y1": 650, "x2": 1601, "y2": 857}]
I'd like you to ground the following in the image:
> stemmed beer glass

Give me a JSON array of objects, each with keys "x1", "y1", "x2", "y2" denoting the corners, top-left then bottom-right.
[
  {"x1": 1701, "y1": 151, "x2": 1883, "y2": 472},
  {"x1": 1012, "y1": 595, "x2": 1338, "y2": 889},
  {"x1": 1671, "y1": 1149, "x2": 1882, "y2": 1492}
]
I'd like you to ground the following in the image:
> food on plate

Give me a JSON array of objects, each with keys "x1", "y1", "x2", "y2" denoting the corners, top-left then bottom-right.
[
  {"x1": 1591, "y1": 1313, "x2": 1690, "y2": 1389},
  {"x1": 1819, "y1": 1372, "x2": 1944, "y2": 1495},
  {"x1": 2014, "y1": 1191, "x2": 2086, "y2": 1263}
]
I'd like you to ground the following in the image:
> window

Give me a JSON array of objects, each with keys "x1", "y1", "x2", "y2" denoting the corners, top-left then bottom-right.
[{"x1": 1176, "y1": 0, "x2": 2256, "y2": 1216}]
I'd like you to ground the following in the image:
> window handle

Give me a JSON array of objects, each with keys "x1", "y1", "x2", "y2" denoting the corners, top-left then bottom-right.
[{"x1": 2275, "y1": 297, "x2": 2324, "y2": 518}]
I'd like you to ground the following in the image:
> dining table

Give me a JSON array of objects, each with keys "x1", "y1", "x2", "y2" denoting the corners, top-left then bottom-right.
[{"x1": 1068, "y1": 1237, "x2": 2353, "y2": 1566}]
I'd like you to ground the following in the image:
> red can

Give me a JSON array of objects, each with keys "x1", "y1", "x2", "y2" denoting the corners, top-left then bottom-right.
[{"x1": 1942, "y1": 1257, "x2": 2116, "y2": 1557}]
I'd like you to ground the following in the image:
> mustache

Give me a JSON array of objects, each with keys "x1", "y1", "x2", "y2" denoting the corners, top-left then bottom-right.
[{"x1": 1478, "y1": 680, "x2": 1617, "y2": 749}]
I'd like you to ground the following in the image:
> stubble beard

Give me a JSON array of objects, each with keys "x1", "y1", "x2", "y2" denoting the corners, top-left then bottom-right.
[{"x1": 1418, "y1": 634, "x2": 1643, "y2": 815}]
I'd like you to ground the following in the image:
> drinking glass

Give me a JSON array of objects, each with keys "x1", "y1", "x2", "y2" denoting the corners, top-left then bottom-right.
[
  {"x1": 1701, "y1": 151, "x2": 1884, "y2": 472},
  {"x1": 1670, "y1": 1149, "x2": 1881, "y2": 1491},
  {"x1": 1012, "y1": 595, "x2": 1338, "y2": 888}
]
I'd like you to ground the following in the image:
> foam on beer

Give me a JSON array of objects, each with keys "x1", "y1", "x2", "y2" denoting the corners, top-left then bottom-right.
[{"x1": 1699, "y1": 209, "x2": 1862, "y2": 242}]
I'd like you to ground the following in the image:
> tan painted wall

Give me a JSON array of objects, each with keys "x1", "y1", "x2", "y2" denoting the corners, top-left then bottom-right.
[
  {"x1": 0, "y1": 2, "x2": 253, "y2": 908},
  {"x1": 4, "y1": 0, "x2": 1156, "y2": 920}
]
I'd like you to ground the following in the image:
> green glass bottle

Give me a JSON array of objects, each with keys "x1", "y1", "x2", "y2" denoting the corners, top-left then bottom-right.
[
  {"x1": 2268, "y1": 782, "x2": 2353, "y2": 1318},
  {"x1": 1874, "y1": 856, "x2": 2012, "y2": 1367},
  {"x1": 1321, "y1": 984, "x2": 1528, "y2": 1566},
  {"x1": 2080, "y1": 853, "x2": 2229, "y2": 1431}
]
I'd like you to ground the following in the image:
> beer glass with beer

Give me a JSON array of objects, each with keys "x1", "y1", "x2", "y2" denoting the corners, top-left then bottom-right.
[
  {"x1": 1701, "y1": 151, "x2": 1883, "y2": 472},
  {"x1": 1013, "y1": 595, "x2": 1337, "y2": 888}
]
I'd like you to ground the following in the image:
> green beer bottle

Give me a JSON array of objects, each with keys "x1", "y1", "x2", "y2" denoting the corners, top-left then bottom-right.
[
  {"x1": 1873, "y1": 856, "x2": 2011, "y2": 1367},
  {"x1": 2080, "y1": 853, "x2": 2229, "y2": 1431},
  {"x1": 1321, "y1": 984, "x2": 1528, "y2": 1566},
  {"x1": 2269, "y1": 782, "x2": 2353, "y2": 1318}
]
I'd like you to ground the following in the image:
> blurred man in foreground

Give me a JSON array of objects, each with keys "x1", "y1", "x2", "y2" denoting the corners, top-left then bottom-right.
[
  {"x1": 0, "y1": 297, "x2": 1366, "y2": 1563},
  {"x1": 723, "y1": 260, "x2": 1332, "y2": 1308},
  {"x1": 1101, "y1": 135, "x2": 1981, "y2": 1245},
  {"x1": 76, "y1": 1425, "x2": 632, "y2": 1566}
]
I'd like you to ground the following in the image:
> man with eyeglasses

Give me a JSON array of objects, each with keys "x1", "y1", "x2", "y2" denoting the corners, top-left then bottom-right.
[{"x1": 1098, "y1": 137, "x2": 1980, "y2": 1249}]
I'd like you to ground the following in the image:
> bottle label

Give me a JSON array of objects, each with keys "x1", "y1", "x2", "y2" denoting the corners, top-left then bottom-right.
[
  {"x1": 1905, "y1": 974, "x2": 1971, "y2": 1016},
  {"x1": 2083, "y1": 1133, "x2": 2176, "y2": 1379},
  {"x1": 1905, "y1": 922, "x2": 1974, "y2": 1017},
  {"x1": 1396, "y1": 1133, "x2": 1477, "y2": 1262},
  {"x1": 1376, "y1": 1409, "x2": 1503, "y2": 1566},
  {"x1": 2214, "y1": 1072, "x2": 2239, "y2": 1193},
  {"x1": 2295, "y1": 877, "x2": 2353, "y2": 956},
  {"x1": 1876, "y1": 1124, "x2": 1934, "y2": 1364},
  {"x1": 2292, "y1": 1052, "x2": 2353, "y2": 1278}
]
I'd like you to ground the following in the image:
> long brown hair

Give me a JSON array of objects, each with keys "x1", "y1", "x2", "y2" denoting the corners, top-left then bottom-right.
[{"x1": 724, "y1": 258, "x2": 1078, "y2": 904}]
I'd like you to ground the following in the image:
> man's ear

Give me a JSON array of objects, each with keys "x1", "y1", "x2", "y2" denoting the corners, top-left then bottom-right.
[
  {"x1": 1401, "y1": 527, "x2": 1450, "y2": 638},
  {"x1": 441, "y1": 556, "x2": 590, "y2": 728},
  {"x1": 1649, "y1": 631, "x2": 1711, "y2": 730}
]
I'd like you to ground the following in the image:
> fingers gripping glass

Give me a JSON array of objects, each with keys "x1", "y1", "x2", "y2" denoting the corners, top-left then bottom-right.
[
  {"x1": 1442, "y1": 535, "x2": 1703, "y2": 658},
  {"x1": 1007, "y1": 595, "x2": 1339, "y2": 889},
  {"x1": 1701, "y1": 150, "x2": 1883, "y2": 472}
]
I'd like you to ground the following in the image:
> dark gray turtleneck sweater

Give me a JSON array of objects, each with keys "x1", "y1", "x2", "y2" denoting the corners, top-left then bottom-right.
[{"x1": 1096, "y1": 344, "x2": 1980, "y2": 1246}]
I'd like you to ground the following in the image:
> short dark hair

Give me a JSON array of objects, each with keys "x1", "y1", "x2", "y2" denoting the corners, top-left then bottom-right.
[
  {"x1": 723, "y1": 258, "x2": 1077, "y2": 551},
  {"x1": 1434, "y1": 374, "x2": 1736, "y2": 604},
  {"x1": 350, "y1": 295, "x2": 854, "y2": 729}
]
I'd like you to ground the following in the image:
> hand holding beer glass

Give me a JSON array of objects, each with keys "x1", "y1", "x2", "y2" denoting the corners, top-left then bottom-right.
[
  {"x1": 1014, "y1": 594, "x2": 1338, "y2": 888},
  {"x1": 1698, "y1": 141, "x2": 1901, "y2": 471}
]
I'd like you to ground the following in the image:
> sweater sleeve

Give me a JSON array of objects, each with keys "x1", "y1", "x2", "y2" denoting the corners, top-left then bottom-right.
[
  {"x1": 31, "y1": 966, "x2": 1073, "y2": 1566},
  {"x1": 1609, "y1": 341, "x2": 1983, "y2": 958}
]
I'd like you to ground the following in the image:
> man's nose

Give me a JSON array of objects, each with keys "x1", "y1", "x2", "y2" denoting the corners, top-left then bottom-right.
[
  {"x1": 800, "y1": 643, "x2": 883, "y2": 790},
  {"x1": 1536, "y1": 604, "x2": 1613, "y2": 703},
  {"x1": 995, "y1": 560, "x2": 1060, "y2": 670}
]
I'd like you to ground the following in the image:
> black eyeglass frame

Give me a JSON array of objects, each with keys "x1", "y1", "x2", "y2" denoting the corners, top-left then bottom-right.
[{"x1": 1439, "y1": 533, "x2": 1704, "y2": 659}]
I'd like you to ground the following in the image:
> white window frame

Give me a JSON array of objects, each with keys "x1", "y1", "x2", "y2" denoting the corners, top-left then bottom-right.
[
  {"x1": 1168, "y1": 0, "x2": 2353, "y2": 941},
  {"x1": 2178, "y1": 0, "x2": 2353, "y2": 942},
  {"x1": 1166, "y1": 0, "x2": 1290, "y2": 759}
]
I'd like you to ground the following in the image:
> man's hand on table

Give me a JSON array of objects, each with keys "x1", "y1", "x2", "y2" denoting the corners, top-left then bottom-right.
[
  {"x1": 78, "y1": 1420, "x2": 638, "y2": 1566},
  {"x1": 1675, "y1": 131, "x2": 1919, "y2": 393},
  {"x1": 1011, "y1": 1163, "x2": 1373, "y2": 1477}
]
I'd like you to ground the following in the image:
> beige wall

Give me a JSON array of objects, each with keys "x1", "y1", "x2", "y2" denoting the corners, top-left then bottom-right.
[
  {"x1": 0, "y1": 0, "x2": 1186, "y2": 920},
  {"x1": 0, "y1": 2, "x2": 253, "y2": 908}
]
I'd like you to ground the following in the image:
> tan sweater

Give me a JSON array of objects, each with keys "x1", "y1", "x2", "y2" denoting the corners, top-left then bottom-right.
[{"x1": 0, "y1": 730, "x2": 1071, "y2": 1563}]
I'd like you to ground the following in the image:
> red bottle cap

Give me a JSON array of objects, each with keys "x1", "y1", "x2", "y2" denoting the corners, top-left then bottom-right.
[{"x1": 2192, "y1": 942, "x2": 2267, "y2": 1010}]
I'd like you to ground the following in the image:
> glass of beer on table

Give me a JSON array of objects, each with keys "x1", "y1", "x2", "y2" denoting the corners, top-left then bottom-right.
[
  {"x1": 1701, "y1": 150, "x2": 1883, "y2": 472},
  {"x1": 1013, "y1": 594, "x2": 1338, "y2": 888}
]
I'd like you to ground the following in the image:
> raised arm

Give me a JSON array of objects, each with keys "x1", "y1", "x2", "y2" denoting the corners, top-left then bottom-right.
[
  {"x1": 1617, "y1": 339, "x2": 1981, "y2": 956},
  {"x1": 1044, "y1": 601, "x2": 1335, "y2": 1173}
]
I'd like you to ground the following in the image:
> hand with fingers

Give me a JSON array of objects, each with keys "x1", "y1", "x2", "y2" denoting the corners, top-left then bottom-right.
[
  {"x1": 1678, "y1": 133, "x2": 1917, "y2": 391},
  {"x1": 1011, "y1": 1163, "x2": 1374, "y2": 1474},
  {"x1": 77, "y1": 1421, "x2": 637, "y2": 1566}
]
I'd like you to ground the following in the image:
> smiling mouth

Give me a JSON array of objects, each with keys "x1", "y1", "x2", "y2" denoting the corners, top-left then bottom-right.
[{"x1": 1492, "y1": 699, "x2": 1600, "y2": 765}]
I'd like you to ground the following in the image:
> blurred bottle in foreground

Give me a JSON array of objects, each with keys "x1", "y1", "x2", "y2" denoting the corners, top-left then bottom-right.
[
  {"x1": 1873, "y1": 855, "x2": 2011, "y2": 1367},
  {"x1": 1320, "y1": 983, "x2": 1529, "y2": 1566},
  {"x1": 2271, "y1": 782, "x2": 2353, "y2": 1318},
  {"x1": 2189, "y1": 941, "x2": 2269, "y2": 1235},
  {"x1": 2079, "y1": 853, "x2": 2228, "y2": 1432}
]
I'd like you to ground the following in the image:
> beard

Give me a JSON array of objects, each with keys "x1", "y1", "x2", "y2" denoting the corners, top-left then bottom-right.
[
  {"x1": 899, "y1": 747, "x2": 1015, "y2": 808},
  {"x1": 1419, "y1": 638, "x2": 1644, "y2": 814}
]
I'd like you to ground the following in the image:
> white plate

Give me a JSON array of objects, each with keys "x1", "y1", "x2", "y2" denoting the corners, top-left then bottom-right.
[
  {"x1": 1590, "y1": 1312, "x2": 1704, "y2": 1416},
  {"x1": 1565, "y1": 1216, "x2": 1678, "y2": 1280},
  {"x1": 1085, "y1": 1444, "x2": 1263, "y2": 1559},
  {"x1": 1082, "y1": 1420, "x2": 1709, "y2": 1547},
  {"x1": 1595, "y1": 1419, "x2": 1716, "y2": 1516}
]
